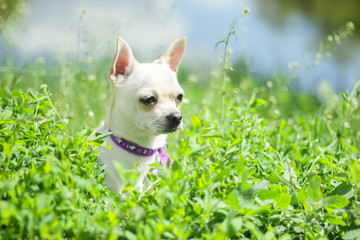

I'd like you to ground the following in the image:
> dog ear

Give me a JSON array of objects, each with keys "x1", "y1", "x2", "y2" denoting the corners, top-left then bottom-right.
[
  {"x1": 109, "y1": 37, "x2": 136, "y2": 84},
  {"x1": 160, "y1": 36, "x2": 187, "y2": 72}
]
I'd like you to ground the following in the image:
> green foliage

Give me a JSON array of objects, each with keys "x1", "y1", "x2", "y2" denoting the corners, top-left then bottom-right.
[
  {"x1": 0, "y1": 89, "x2": 121, "y2": 239},
  {"x1": 259, "y1": 0, "x2": 360, "y2": 43},
  {"x1": 170, "y1": 76, "x2": 360, "y2": 239},
  {"x1": 0, "y1": 0, "x2": 28, "y2": 32},
  {"x1": 1, "y1": 75, "x2": 360, "y2": 238}
]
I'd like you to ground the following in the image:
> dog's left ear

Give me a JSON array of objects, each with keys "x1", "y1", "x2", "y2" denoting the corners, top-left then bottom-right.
[{"x1": 160, "y1": 36, "x2": 187, "y2": 72}]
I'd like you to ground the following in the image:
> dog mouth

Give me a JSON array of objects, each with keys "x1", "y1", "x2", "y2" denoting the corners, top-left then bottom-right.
[
  {"x1": 156, "y1": 122, "x2": 183, "y2": 134},
  {"x1": 157, "y1": 124, "x2": 182, "y2": 133},
  {"x1": 141, "y1": 123, "x2": 180, "y2": 135},
  {"x1": 162, "y1": 127, "x2": 180, "y2": 133}
]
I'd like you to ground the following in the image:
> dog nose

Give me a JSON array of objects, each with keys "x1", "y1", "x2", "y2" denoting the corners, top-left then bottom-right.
[{"x1": 166, "y1": 112, "x2": 182, "y2": 126}]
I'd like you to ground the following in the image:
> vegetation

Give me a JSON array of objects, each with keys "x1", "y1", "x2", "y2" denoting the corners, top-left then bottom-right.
[
  {"x1": 1, "y1": 5, "x2": 360, "y2": 240},
  {"x1": 259, "y1": 0, "x2": 360, "y2": 41}
]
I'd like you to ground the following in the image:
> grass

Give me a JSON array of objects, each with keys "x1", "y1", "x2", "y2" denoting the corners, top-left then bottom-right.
[{"x1": 1, "y1": 9, "x2": 360, "y2": 240}]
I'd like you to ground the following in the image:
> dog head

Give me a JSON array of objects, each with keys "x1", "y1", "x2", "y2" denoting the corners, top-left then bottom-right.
[{"x1": 107, "y1": 36, "x2": 186, "y2": 136}]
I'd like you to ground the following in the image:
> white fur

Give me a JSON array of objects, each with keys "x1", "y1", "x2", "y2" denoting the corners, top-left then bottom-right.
[{"x1": 95, "y1": 36, "x2": 187, "y2": 194}]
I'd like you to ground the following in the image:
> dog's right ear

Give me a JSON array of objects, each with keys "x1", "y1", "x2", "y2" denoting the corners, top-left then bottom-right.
[
  {"x1": 159, "y1": 36, "x2": 187, "y2": 72},
  {"x1": 109, "y1": 37, "x2": 136, "y2": 84}
]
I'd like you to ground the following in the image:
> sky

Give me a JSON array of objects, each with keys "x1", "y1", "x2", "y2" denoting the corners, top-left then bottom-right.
[{"x1": 4, "y1": 0, "x2": 360, "y2": 92}]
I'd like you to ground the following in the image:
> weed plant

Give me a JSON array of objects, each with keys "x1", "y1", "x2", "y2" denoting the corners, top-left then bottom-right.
[{"x1": 1, "y1": 8, "x2": 360, "y2": 240}]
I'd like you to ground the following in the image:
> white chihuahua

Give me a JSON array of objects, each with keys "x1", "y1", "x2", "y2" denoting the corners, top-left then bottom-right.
[{"x1": 95, "y1": 36, "x2": 187, "y2": 194}]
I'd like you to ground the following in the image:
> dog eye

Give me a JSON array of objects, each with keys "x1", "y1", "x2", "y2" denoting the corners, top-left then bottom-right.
[
  {"x1": 140, "y1": 96, "x2": 157, "y2": 106},
  {"x1": 176, "y1": 94, "x2": 183, "y2": 102}
]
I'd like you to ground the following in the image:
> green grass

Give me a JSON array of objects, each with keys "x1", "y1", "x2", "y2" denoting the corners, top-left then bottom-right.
[
  {"x1": 1, "y1": 64, "x2": 360, "y2": 239},
  {"x1": 1, "y1": 11, "x2": 360, "y2": 239}
]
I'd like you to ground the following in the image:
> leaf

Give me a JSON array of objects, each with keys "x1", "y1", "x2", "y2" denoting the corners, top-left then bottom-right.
[
  {"x1": 225, "y1": 139, "x2": 242, "y2": 155},
  {"x1": 342, "y1": 229, "x2": 360, "y2": 240},
  {"x1": 280, "y1": 120, "x2": 287, "y2": 131},
  {"x1": 190, "y1": 115, "x2": 201, "y2": 130},
  {"x1": 247, "y1": 93, "x2": 256, "y2": 109},
  {"x1": 177, "y1": 180, "x2": 187, "y2": 196},
  {"x1": 349, "y1": 80, "x2": 360, "y2": 101},
  {"x1": 229, "y1": 218, "x2": 242, "y2": 236},
  {"x1": 257, "y1": 190, "x2": 279, "y2": 201},
  {"x1": 307, "y1": 175, "x2": 322, "y2": 201},
  {"x1": 227, "y1": 138, "x2": 242, "y2": 150},
  {"x1": 202, "y1": 166, "x2": 211, "y2": 182},
  {"x1": 283, "y1": 161, "x2": 298, "y2": 187},
  {"x1": 276, "y1": 193, "x2": 291, "y2": 209},
  {"x1": 323, "y1": 195, "x2": 350, "y2": 208},
  {"x1": 279, "y1": 234, "x2": 292, "y2": 240},
  {"x1": 319, "y1": 157, "x2": 335, "y2": 169},
  {"x1": 331, "y1": 183, "x2": 352, "y2": 196},
  {"x1": 163, "y1": 232, "x2": 175, "y2": 238},
  {"x1": 297, "y1": 188, "x2": 307, "y2": 204},
  {"x1": 249, "y1": 96, "x2": 266, "y2": 108},
  {"x1": 225, "y1": 145, "x2": 240, "y2": 155},
  {"x1": 124, "y1": 230, "x2": 137, "y2": 240},
  {"x1": 244, "y1": 221, "x2": 264, "y2": 238},
  {"x1": 340, "y1": 91, "x2": 350, "y2": 102},
  {"x1": 253, "y1": 98, "x2": 266, "y2": 107},
  {"x1": 324, "y1": 214, "x2": 346, "y2": 226},
  {"x1": 2, "y1": 142, "x2": 12, "y2": 160},
  {"x1": 264, "y1": 230, "x2": 276, "y2": 240},
  {"x1": 212, "y1": 167, "x2": 232, "y2": 183},
  {"x1": 227, "y1": 191, "x2": 239, "y2": 209},
  {"x1": 253, "y1": 180, "x2": 270, "y2": 193},
  {"x1": 0, "y1": 109, "x2": 13, "y2": 121},
  {"x1": 246, "y1": 206, "x2": 271, "y2": 216},
  {"x1": 350, "y1": 161, "x2": 360, "y2": 182}
]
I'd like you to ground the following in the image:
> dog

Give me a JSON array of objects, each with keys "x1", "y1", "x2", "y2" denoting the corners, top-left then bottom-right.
[{"x1": 94, "y1": 36, "x2": 187, "y2": 194}]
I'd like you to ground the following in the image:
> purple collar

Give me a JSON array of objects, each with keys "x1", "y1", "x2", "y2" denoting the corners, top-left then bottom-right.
[{"x1": 109, "y1": 130, "x2": 173, "y2": 168}]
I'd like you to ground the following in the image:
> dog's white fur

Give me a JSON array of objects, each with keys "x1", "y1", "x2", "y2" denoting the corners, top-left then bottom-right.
[{"x1": 95, "y1": 36, "x2": 186, "y2": 194}]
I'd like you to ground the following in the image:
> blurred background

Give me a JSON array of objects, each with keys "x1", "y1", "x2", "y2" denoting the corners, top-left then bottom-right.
[
  {"x1": 1, "y1": 0, "x2": 359, "y2": 128},
  {"x1": 1, "y1": 0, "x2": 359, "y2": 89}
]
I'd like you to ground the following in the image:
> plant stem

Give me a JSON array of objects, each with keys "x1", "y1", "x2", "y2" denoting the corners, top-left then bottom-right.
[{"x1": 217, "y1": 8, "x2": 249, "y2": 125}]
